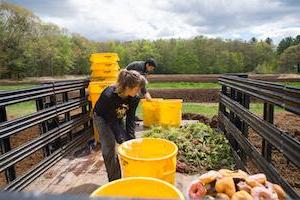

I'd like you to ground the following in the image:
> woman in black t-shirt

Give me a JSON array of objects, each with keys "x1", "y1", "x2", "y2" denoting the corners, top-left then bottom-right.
[{"x1": 93, "y1": 69, "x2": 147, "y2": 182}]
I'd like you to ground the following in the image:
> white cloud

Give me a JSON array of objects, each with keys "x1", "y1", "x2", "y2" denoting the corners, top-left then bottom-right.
[{"x1": 8, "y1": 0, "x2": 300, "y2": 43}]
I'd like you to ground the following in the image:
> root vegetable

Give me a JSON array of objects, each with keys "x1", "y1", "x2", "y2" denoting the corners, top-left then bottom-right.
[
  {"x1": 248, "y1": 173, "x2": 267, "y2": 185},
  {"x1": 215, "y1": 177, "x2": 236, "y2": 197},
  {"x1": 245, "y1": 178, "x2": 263, "y2": 188},
  {"x1": 273, "y1": 184, "x2": 286, "y2": 200},
  {"x1": 216, "y1": 193, "x2": 230, "y2": 200},
  {"x1": 199, "y1": 170, "x2": 221, "y2": 184},
  {"x1": 219, "y1": 169, "x2": 248, "y2": 179},
  {"x1": 189, "y1": 181, "x2": 207, "y2": 199},
  {"x1": 237, "y1": 181, "x2": 252, "y2": 193},
  {"x1": 231, "y1": 191, "x2": 253, "y2": 200},
  {"x1": 251, "y1": 186, "x2": 274, "y2": 200}
]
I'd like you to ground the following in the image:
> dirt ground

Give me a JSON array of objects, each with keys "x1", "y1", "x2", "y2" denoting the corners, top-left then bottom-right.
[
  {"x1": 147, "y1": 74, "x2": 300, "y2": 83},
  {"x1": 246, "y1": 112, "x2": 300, "y2": 193},
  {"x1": 149, "y1": 89, "x2": 219, "y2": 102},
  {"x1": 0, "y1": 74, "x2": 300, "y2": 84},
  {"x1": 0, "y1": 125, "x2": 44, "y2": 188},
  {"x1": 182, "y1": 113, "x2": 218, "y2": 128}
]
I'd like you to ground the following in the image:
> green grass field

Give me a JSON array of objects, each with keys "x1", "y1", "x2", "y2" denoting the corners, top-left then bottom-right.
[
  {"x1": 6, "y1": 101, "x2": 37, "y2": 119},
  {"x1": 284, "y1": 82, "x2": 300, "y2": 88},
  {"x1": 0, "y1": 84, "x2": 38, "y2": 91},
  {"x1": 0, "y1": 85, "x2": 38, "y2": 119}
]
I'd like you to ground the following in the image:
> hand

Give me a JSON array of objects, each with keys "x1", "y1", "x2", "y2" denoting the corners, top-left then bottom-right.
[
  {"x1": 127, "y1": 132, "x2": 136, "y2": 140},
  {"x1": 115, "y1": 135, "x2": 125, "y2": 144},
  {"x1": 144, "y1": 92, "x2": 152, "y2": 101}
]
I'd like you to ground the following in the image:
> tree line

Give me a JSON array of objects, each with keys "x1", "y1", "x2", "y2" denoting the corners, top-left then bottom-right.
[{"x1": 0, "y1": 2, "x2": 299, "y2": 79}]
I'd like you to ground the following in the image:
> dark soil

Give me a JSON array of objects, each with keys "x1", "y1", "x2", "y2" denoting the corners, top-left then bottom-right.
[
  {"x1": 148, "y1": 74, "x2": 300, "y2": 83},
  {"x1": 182, "y1": 113, "x2": 218, "y2": 128},
  {"x1": 149, "y1": 89, "x2": 219, "y2": 102},
  {"x1": 246, "y1": 112, "x2": 300, "y2": 194}
]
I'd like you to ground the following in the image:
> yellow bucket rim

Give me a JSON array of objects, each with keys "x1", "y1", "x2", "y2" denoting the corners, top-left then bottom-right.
[
  {"x1": 140, "y1": 98, "x2": 163, "y2": 102},
  {"x1": 117, "y1": 138, "x2": 178, "y2": 161},
  {"x1": 161, "y1": 99, "x2": 183, "y2": 103},
  {"x1": 141, "y1": 99, "x2": 183, "y2": 103},
  {"x1": 90, "y1": 176, "x2": 185, "y2": 199}
]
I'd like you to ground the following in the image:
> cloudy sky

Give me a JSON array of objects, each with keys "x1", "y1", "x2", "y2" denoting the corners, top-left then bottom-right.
[{"x1": 8, "y1": 0, "x2": 300, "y2": 44}]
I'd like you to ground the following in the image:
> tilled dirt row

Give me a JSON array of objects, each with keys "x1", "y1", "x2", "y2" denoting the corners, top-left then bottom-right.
[
  {"x1": 149, "y1": 89, "x2": 219, "y2": 102},
  {"x1": 148, "y1": 74, "x2": 300, "y2": 83}
]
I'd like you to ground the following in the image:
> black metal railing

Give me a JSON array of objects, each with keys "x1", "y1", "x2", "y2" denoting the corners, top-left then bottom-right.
[
  {"x1": 0, "y1": 80, "x2": 93, "y2": 191},
  {"x1": 218, "y1": 74, "x2": 300, "y2": 198}
]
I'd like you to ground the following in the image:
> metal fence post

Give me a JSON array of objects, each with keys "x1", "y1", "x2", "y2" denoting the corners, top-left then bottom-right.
[
  {"x1": 236, "y1": 74, "x2": 249, "y2": 163},
  {"x1": 36, "y1": 98, "x2": 51, "y2": 157},
  {"x1": 262, "y1": 103, "x2": 274, "y2": 162},
  {"x1": 80, "y1": 88, "x2": 88, "y2": 129},
  {"x1": 218, "y1": 85, "x2": 227, "y2": 132},
  {"x1": 62, "y1": 92, "x2": 72, "y2": 142},
  {"x1": 0, "y1": 106, "x2": 16, "y2": 182}
]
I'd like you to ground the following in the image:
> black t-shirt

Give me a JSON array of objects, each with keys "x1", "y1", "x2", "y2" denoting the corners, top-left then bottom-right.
[
  {"x1": 126, "y1": 61, "x2": 148, "y2": 95},
  {"x1": 94, "y1": 85, "x2": 136, "y2": 143},
  {"x1": 126, "y1": 61, "x2": 147, "y2": 75}
]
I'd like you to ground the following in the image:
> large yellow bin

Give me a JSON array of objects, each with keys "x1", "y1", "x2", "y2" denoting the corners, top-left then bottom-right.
[
  {"x1": 141, "y1": 99, "x2": 183, "y2": 127},
  {"x1": 91, "y1": 69, "x2": 119, "y2": 78},
  {"x1": 91, "y1": 77, "x2": 118, "y2": 83},
  {"x1": 88, "y1": 81, "x2": 114, "y2": 108},
  {"x1": 88, "y1": 81, "x2": 114, "y2": 143},
  {"x1": 90, "y1": 76, "x2": 118, "y2": 82},
  {"x1": 141, "y1": 98, "x2": 163, "y2": 127},
  {"x1": 118, "y1": 138, "x2": 178, "y2": 185},
  {"x1": 158, "y1": 99, "x2": 183, "y2": 127},
  {"x1": 90, "y1": 177, "x2": 184, "y2": 199},
  {"x1": 90, "y1": 53, "x2": 120, "y2": 63},
  {"x1": 90, "y1": 63, "x2": 119, "y2": 71}
]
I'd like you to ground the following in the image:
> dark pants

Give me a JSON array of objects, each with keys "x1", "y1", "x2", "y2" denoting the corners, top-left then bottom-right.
[
  {"x1": 132, "y1": 96, "x2": 140, "y2": 119},
  {"x1": 93, "y1": 113, "x2": 121, "y2": 182}
]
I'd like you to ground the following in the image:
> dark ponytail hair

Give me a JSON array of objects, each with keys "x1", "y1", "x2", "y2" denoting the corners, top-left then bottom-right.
[{"x1": 116, "y1": 69, "x2": 147, "y2": 95}]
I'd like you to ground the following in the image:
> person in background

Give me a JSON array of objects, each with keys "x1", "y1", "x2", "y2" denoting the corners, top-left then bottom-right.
[
  {"x1": 125, "y1": 58, "x2": 157, "y2": 121},
  {"x1": 93, "y1": 69, "x2": 147, "y2": 181},
  {"x1": 125, "y1": 58, "x2": 157, "y2": 100}
]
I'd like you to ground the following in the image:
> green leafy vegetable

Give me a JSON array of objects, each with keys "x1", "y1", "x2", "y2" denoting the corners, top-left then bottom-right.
[{"x1": 143, "y1": 123, "x2": 235, "y2": 174}]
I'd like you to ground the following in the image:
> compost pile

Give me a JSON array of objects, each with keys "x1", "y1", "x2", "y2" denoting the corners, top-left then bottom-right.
[{"x1": 143, "y1": 123, "x2": 235, "y2": 174}]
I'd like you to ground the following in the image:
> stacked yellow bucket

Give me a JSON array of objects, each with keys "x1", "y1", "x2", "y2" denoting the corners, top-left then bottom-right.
[{"x1": 88, "y1": 53, "x2": 120, "y2": 143}]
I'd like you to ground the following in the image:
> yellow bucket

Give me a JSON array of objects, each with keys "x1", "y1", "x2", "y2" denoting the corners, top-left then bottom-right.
[
  {"x1": 90, "y1": 177, "x2": 184, "y2": 199},
  {"x1": 118, "y1": 138, "x2": 178, "y2": 185},
  {"x1": 158, "y1": 99, "x2": 183, "y2": 127},
  {"x1": 88, "y1": 81, "x2": 114, "y2": 143},
  {"x1": 141, "y1": 99, "x2": 183, "y2": 127},
  {"x1": 90, "y1": 53, "x2": 120, "y2": 63},
  {"x1": 91, "y1": 69, "x2": 119, "y2": 78},
  {"x1": 88, "y1": 81, "x2": 114, "y2": 108},
  {"x1": 141, "y1": 98, "x2": 163, "y2": 127},
  {"x1": 90, "y1": 63, "x2": 119, "y2": 71}
]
